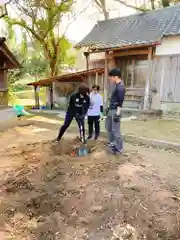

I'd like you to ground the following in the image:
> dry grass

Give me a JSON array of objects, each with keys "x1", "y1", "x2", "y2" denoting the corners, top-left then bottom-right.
[{"x1": 121, "y1": 119, "x2": 180, "y2": 143}]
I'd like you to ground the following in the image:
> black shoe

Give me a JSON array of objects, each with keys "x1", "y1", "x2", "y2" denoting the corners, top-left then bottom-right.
[
  {"x1": 111, "y1": 146, "x2": 123, "y2": 155},
  {"x1": 53, "y1": 138, "x2": 61, "y2": 143},
  {"x1": 87, "y1": 135, "x2": 92, "y2": 140},
  {"x1": 94, "y1": 135, "x2": 99, "y2": 141},
  {"x1": 81, "y1": 138, "x2": 87, "y2": 144},
  {"x1": 107, "y1": 142, "x2": 114, "y2": 147}
]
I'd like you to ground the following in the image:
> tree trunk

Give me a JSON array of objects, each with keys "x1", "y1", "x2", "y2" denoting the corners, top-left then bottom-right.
[
  {"x1": 150, "y1": 0, "x2": 155, "y2": 9},
  {"x1": 43, "y1": 42, "x2": 58, "y2": 77},
  {"x1": 101, "y1": 0, "x2": 109, "y2": 20},
  {"x1": 95, "y1": 0, "x2": 109, "y2": 20},
  {"x1": 50, "y1": 58, "x2": 58, "y2": 76},
  {"x1": 103, "y1": 9, "x2": 109, "y2": 20},
  {"x1": 161, "y1": 0, "x2": 170, "y2": 7}
]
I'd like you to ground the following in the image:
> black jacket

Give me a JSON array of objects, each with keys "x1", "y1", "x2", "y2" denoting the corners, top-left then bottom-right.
[
  {"x1": 67, "y1": 92, "x2": 90, "y2": 116},
  {"x1": 109, "y1": 82, "x2": 125, "y2": 109}
]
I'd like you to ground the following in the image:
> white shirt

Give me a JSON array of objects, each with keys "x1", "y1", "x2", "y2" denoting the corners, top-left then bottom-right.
[{"x1": 88, "y1": 92, "x2": 103, "y2": 116}]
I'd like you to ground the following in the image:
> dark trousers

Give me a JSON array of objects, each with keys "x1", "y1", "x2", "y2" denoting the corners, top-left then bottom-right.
[
  {"x1": 57, "y1": 111, "x2": 85, "y2": 141},
  {"x1": 88, "y1": 115, "x2": 100, "y2": 137}
]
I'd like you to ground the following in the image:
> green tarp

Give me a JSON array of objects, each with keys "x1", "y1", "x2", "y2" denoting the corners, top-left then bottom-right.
[{"x1": 13, "y1": 105, "x2": 32, "y2": 117}]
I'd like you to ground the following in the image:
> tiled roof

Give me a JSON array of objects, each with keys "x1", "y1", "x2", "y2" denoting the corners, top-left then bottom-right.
[
  {"x1": 76, "y1": 5, "x2": 180, "y2": 49},
  {"x1": 0, "y1": 37, "x2": 21, "y2": 68},
  {"x1": 0, "y1": 37, "x2": 6, "y2": 45},
  {"x1": 27, "y1": 68, "x2": 104, "y2": 86}
]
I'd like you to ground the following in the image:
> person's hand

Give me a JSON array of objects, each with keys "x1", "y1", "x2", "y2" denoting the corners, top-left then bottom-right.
[
  {"x1": 99, "y1": 113, "x2": 104, "y2": 121},
  {"x1": 105, "y1": 108, "x2": 109, "y2": 116},
  {"x1": 99, "y1": 116, "x2": 104, "y2": 122},
  {"x1": 113, "y1": 114, "x2": 120, "y2": 122}
]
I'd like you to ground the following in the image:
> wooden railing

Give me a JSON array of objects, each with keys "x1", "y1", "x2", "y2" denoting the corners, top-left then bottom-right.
[
  {"x1": 0, "y1": 89, "x2": 8, "y2": 106},
  {"x1": 125, "y1": 88, "x2": 145, "y2": 101}
]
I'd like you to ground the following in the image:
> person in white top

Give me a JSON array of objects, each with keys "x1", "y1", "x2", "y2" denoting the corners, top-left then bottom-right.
[{"x1": 87, "y1": 85, "x2": 103, "y2": 140}]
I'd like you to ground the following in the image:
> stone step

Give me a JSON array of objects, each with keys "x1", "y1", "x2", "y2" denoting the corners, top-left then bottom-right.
[{"x1": 123, "y1": 100, "x2": 142, "y2": 109}]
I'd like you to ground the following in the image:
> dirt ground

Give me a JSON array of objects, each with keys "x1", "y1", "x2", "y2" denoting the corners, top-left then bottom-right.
[
  {"x1": 35, "y1": 113, "x2": 180, "y2": 143},
  {"x1": 0, "y1": 119, "x2": 180, "y2": 239},
  {"x1": 9, "y1": 113, "x2": 180, "y2": 144}
]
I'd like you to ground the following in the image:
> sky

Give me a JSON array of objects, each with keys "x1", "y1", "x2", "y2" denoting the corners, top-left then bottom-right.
[
  {"x1": 0, "y1": 0, "x2": 8, "y2": 4},
  {"x1": 65, "y1": 0, "x2": 141, "y2": 43},
  {"x1": 0, "y1": 0, "x2": 143, "y2": 44}
]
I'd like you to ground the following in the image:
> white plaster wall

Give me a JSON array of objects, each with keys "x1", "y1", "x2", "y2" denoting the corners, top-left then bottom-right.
[
  {"x1": 53, "y1": 90, "x2": 67, "y2": 110},
  {"x1": 155, "y1": 36, "x2": 180, "y2": 56},
  {"x1": 76, "y1": 49, "x2": 86, "y2": 70},
  {"x1": 90, "y1": 52, "x2": 105, "y2": 60},
  {"x1": 53, "y1": 83, "x2": 67, "y2": 109},
  {"x1": 75, "y1": 48, "x2": 105, "y2": 70}
]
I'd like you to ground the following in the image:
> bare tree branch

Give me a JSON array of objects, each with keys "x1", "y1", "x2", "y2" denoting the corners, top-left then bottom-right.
[
  {"x1": 115, "y1": 0, "x2": 149, "y2": 12},
  {"x1": 0, "y1": 0, "x2": 13, "y2": 18},
  {"x1": 63, "y1": 1, "x2": 90, "y2": 35},
  {"x1": 94, "y1": 0, "x2": 109, "y2": 19}
]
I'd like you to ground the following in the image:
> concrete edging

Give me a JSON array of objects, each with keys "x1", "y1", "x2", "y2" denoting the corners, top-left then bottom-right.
[
  {"x1": 123, "y1": 134, "x2": 180, "y2": 152},
  {"x1": 69, "y1": 126, "x2": 180, "y2": 152}
]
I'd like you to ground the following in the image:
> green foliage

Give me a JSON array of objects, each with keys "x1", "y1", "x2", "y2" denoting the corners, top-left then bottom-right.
[
  {"x1": 24, "y1": 56, "x2": 48, "y2": 78},
  {"x1": 4, "y1": 0, "x2": 76, "y2": 76},
  {"x1": 20, "y1": 32, "x2": 28, "y2": 57},
  {"x1": 6, "y1": 35, "x2": 48, "y2": 94}
]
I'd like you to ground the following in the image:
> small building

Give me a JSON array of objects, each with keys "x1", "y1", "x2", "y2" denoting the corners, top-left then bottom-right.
[
  {"x1": 0, "y1": 37, "x2": 20, "y2": 108},
  {"x1": 76, "y1": 5, "x2": 180, "y2": 112}
]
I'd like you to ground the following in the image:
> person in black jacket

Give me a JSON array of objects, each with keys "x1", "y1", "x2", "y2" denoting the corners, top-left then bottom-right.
[{"x1": 55, "y1": 84, "x2": 90, "y2": 143}]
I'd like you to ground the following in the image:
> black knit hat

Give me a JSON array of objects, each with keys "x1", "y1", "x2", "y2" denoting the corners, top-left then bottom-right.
[
  {"x1": 78, "y1": 84, "x2": 90, "y2": 95},
  {"x1": 92, "y1": 85, "x2": 100, "y2": 91},
  {"x1": 109, "y1": 68, "x2": 121, "y2": 78}
]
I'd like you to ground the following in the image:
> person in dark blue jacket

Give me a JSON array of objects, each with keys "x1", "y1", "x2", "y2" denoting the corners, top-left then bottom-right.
[
  {"x1": 55, "y1": 84, "x2": 90, "y2": 143},
  {"x1": 105, "y1": 68, "x2": 125, "y2": 154}
]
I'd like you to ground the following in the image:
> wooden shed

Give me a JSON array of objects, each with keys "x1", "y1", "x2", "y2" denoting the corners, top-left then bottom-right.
[
  {"x1": 0, "y1": 37, "x2": 21, "y2": 107},
  {"x1": 76, "y1": 5, "x2": 180, "y2": 112}
]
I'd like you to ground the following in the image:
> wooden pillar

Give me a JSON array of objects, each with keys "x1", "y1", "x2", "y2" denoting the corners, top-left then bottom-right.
[
  {"x1": 46, "y1": 85, "x2": 51, "y2": 109},
  {"x1": 50, "y1": 84, "x2": 53, "y2": 110},
  {"x1": 101, "y1": 73, "x2": 104, "y2": 94},
  {"x1": 34, "y1": 85, "x2": 40, "y2": 109},
  {"x1": 159, "y1": 58, "x2": 165, "y2": 100},
  {"x1": 108, "y1": 51, "x2": 116, "y2": 69},
  {"x1": 103, "y1": 51, "x2": 116, "y2": 107},
  {"x1": 95, "y1": 72, "x2": 98, "y2": 85},
  {"x1": 84, "y1": 52, "x2": 90, "y2": 70},
  {"x1": 84, "y1": 51, "x2": 90, "y2": 87},
  {"x1": 131, "y1": 59, "x2": 135, "y2": 88},
  {"x1": 104, "y1": 51, "x2": 108, "y2": 107},
  {"x1": 144, "y1": 47, "x2": 153, "y2": 110},
  {"x1": 4, "y1": 90, "x2": 8, "y2": 106},
  {"x1": 107, "y1": 51, "x2": 116, "y2": 103}
]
